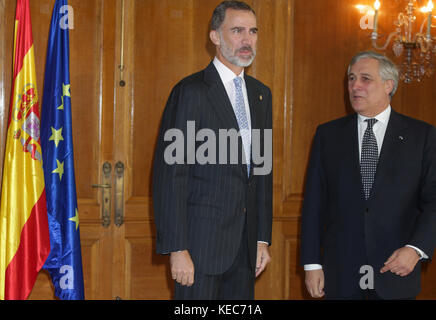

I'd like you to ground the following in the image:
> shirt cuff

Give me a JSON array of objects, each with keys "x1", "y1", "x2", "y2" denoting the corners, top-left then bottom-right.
[
  {"x1": 406, "y1": 245, "x2": 428, "y2": 260},
  {"x1": 304, "y1": 264, "x2": 323, "y2": 271},
  {"x1": 258, "y1": 241, "x2": 269, "y2": 245}
]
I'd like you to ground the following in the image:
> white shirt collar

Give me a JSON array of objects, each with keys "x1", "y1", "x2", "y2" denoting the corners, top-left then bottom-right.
[
  {"x1": 357, "y1": 105, "x2": 391, "y2": 126},
  {"x1": 213, "y1": 57, "x2": 245, "y2": 84}
]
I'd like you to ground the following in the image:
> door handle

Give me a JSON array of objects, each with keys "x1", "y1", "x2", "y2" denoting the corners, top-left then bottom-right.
[
  {"x1": 92, "y1": 184, "x2": 111, "y2": 189},
  {"x1": 93, "y1": 162, "x2": 112, "y2": 228},
  {"x1": 114, "y1": 161, "x2": 125, "y2": 227}
]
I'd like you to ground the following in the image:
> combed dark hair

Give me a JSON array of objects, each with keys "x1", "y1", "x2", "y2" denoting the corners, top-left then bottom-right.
[{"x1": 211, "y1": 1, "x2": 256, "y2": 31}]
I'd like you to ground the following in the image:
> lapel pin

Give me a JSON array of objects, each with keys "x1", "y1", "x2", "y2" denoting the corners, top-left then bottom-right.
[
  {"x1": 259, "y1": 95, "x2": 263, "y2": 101},
  {"x1": 399, "y1": 135, "x2": 404, "y2": 141}
]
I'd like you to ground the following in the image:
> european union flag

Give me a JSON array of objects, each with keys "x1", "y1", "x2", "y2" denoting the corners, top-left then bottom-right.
[{"x1": 41, "y1": 0, "x2": 84, "y2": 300}]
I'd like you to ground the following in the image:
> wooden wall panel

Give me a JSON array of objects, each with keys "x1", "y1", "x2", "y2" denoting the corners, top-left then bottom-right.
[
  {"x1": 1, "y1": 0, "x2": 436, "y2": 300},
  {"x1": 0, "y1": 0, "x2": 14, "y2": 184},
  {"x1": 130, "y1": 0, "x2": 197, "y2": 200},
  {"x1": 124, "y1": 222, "x2": 173, "y2": 299}
]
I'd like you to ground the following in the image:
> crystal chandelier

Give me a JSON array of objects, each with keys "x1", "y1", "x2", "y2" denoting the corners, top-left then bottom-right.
[{"x1": 367, "y1": 0, "x2": 435, "y2": 83}]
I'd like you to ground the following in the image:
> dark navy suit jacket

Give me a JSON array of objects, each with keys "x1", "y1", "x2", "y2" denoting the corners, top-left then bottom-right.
[{"x1": 301, "y1": 109, "x2": 436, "y2": 299}]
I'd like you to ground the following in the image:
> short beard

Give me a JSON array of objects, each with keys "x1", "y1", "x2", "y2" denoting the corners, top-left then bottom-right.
[{"x1": 218, "y1": 31, "x2": 256, "y2": 67}]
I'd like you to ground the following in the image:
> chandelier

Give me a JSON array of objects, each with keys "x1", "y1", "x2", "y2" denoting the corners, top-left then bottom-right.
[{"x1": 362, "y1": 0, "x2": 435, "y2": 83}]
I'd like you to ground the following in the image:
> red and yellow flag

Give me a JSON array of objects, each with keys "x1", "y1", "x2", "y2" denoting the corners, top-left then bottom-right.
[{"x1": 0, "y1": 0, "x2": 50, "y2": 300}]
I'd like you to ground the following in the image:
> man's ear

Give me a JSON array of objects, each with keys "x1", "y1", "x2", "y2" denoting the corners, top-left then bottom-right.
[
  {"x1": 210, "y1": 30, "x2": 220, "y2": 46},
  {"x1": 385, "y1": 79, "x2": 394, "y2": 96}
]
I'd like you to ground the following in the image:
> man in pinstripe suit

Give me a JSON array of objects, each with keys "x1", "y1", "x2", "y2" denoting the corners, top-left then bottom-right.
[{"x1": 152, "y1": 1, "x2": 272, "y2": 299}]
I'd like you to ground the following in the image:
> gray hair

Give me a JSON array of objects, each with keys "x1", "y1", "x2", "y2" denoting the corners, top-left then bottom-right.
[
  {"x1": 211, "y1": 1, "x2": 256, "y2": 31},
  {"x1": 348, "y1": 51, "x2": 399, "y2": 98}
]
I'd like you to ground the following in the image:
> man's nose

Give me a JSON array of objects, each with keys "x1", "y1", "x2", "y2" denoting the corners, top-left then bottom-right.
[
  {"x1": 241, "y1": 36, "x2": 251, "y2": 46},
  {"x1": 242, "y1": 31, "x2": 255, "y2": 45},
  {"x1": 350, "y1": 79, "x2": 361, "y2": 91}
]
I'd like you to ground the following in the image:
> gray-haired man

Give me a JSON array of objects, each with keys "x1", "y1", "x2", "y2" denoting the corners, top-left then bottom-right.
[{"x1": 301, "y1": 51, "x2": 436, "y2": 299}]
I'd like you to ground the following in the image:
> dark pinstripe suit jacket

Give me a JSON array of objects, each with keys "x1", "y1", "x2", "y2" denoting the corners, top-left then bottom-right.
[{"x1": 152, "y1": 62, "x2": 272, "y2": 275}]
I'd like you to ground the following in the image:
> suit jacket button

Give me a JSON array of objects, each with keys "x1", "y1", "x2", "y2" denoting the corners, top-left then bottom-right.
[
  {"x1": 243, "y1": 208, "x2": 247, "y2": 213},
  {"x1": 365, "y1": 208, "x2": 369, "y2": 213}
]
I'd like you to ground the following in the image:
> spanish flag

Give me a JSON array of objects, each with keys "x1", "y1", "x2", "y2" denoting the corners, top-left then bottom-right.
[{"x1": 0, "y1": 0, "x2": 50, "y2": 300}]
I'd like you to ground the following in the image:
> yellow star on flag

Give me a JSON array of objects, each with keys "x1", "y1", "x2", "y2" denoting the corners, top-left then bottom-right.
[
  {"x1": 57, "y1": 95, "x2": 64, "y2": 110},
  {"x1": 52, "y1": 159, "x2": 64, "y2": 181},
  {"x1": 69, "y1": 208, "x2": 80, "y2": 230},
  {"x1": 63, "y1": 83, "x2": 71, "y2": 97},
  {"x1": 57, "y1": 84, "x2": 70, "y2": 110},
  {"x1": 49, "y1": 127, "x2": 64, "y2": 147}
]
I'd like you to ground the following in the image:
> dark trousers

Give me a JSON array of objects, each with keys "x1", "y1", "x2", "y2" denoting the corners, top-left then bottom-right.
[{"x1": 174, "y1": 222, "x2": 255, "y2": 300}]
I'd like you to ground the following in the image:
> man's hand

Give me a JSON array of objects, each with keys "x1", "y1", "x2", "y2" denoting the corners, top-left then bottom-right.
[
  {"x1": 255, "y1": 242, "x2": 271, "y2": 277},
  {"x1": 170, "y1": 250, "x2": 195, "y2": 286},
  {"x1": 305, "y1": 269, "x2": 325, "y2": 298},
  {"x1": 380, "y1": 246, "x2": 420, "y2": 277}
]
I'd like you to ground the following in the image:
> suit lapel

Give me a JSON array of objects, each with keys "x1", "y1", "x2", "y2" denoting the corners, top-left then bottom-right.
[
  {"x1": 203, "y1": 62, "x2": 248, "y2": 178},
  {"x1": 245, "y1": 76, "x2": 262, "y2": 131},
  {"x1": 204, "y1": 62, "x2": 239, "y2": 130},
  {"x1": 368, "y1": 109, "x2": 408, "y2": 202},
  {"x1": 342, "y1": 114, "x2": 364, "y2": 199}
]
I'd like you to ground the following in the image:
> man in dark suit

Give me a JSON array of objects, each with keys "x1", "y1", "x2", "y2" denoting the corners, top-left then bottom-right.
[
  {"x1": 153, "y1": 1, "x2": 272, "y2": 300},
  {"x1": 301, "y1": 51, "x2": 436, "y2": 299}
]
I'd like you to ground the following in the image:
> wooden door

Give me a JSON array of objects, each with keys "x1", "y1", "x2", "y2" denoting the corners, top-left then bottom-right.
[
  {"x1": 0, "y1": 0, "x2": 121, "y2": 299},
  {"x1": 21, "y1": 0, "x2": 118, "y2": 299},
  {"x1": 109, "y1": 0, "x2": 220, "y2": 300}
]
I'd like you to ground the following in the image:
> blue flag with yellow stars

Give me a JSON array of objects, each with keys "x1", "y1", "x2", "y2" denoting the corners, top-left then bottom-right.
[{"x1": 41, "y1": 0, "x2": 84, "y2": 300}]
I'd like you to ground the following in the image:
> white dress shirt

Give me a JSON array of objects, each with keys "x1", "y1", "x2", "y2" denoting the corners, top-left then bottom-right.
[
  {"x1": 357, "y1": 105, "x2": 391, "y2": 159},
  {"x1": 213, "y1": 57, "x2": 252, "y2": 142},
  {"x1": 304, "y1": 105, "x2": 427, "y2": 271}
]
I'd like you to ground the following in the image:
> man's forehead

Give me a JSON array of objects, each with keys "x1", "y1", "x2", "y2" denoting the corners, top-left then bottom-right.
[
  {"x1": 350, "y1": 58, "x2": 379, "y2": 75},
  {"x1": 222, "y1": 9, "x2": 257, "y2": 27}
]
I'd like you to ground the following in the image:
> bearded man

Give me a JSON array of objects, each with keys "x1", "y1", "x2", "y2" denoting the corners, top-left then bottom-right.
[{"x1": 152, "y1": 0, "x2": 273, "y2": 299}]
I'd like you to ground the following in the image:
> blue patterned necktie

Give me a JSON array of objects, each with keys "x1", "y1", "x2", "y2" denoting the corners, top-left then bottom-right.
[
  {"x1": 361, "y1": 118, "x2": 378, "y2": 200},
  {"x1": 233, "y1": 76, "x2": 251, "y2": 176}
]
